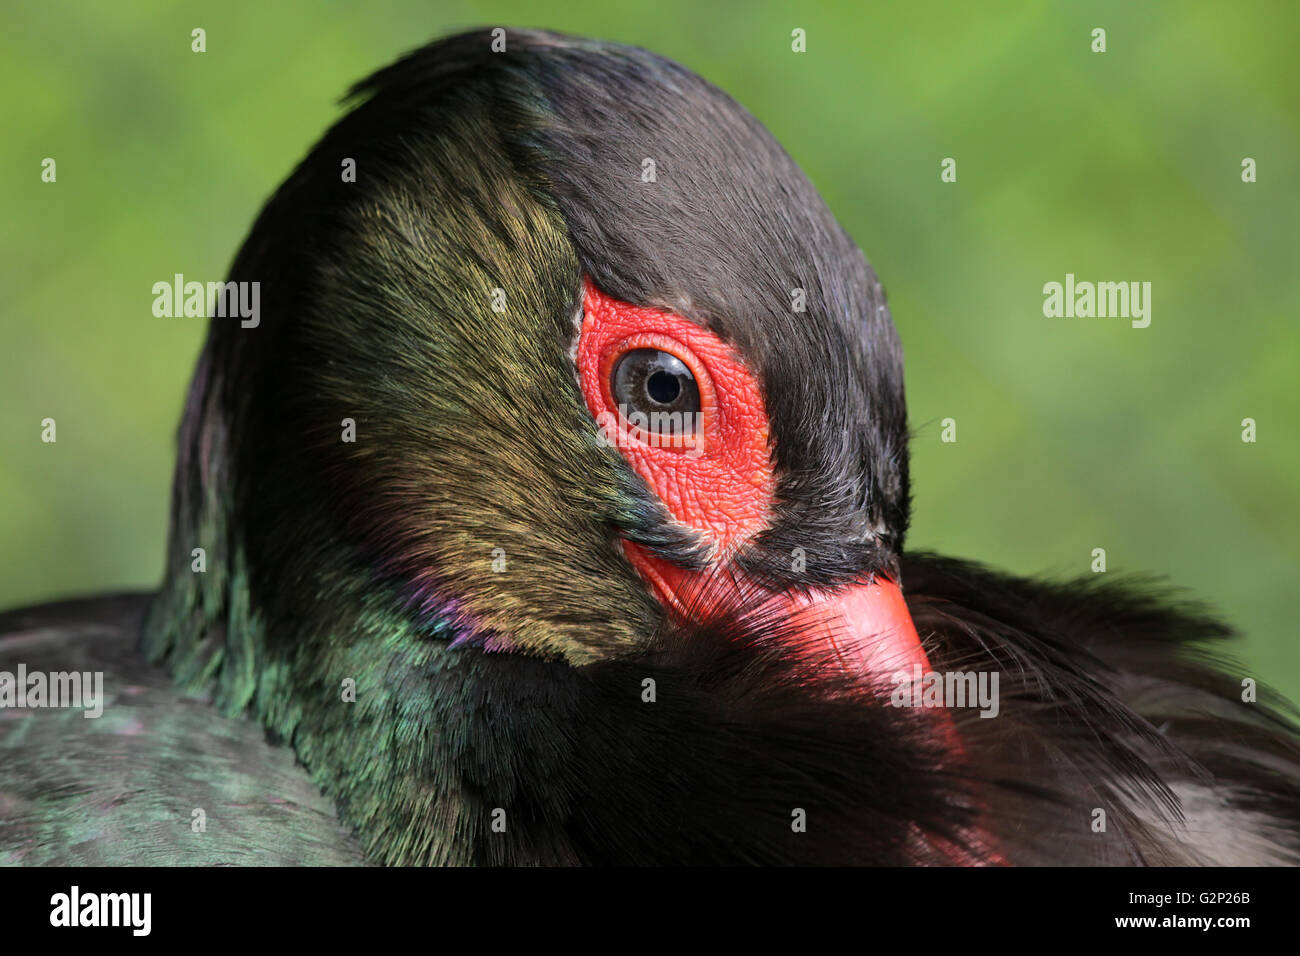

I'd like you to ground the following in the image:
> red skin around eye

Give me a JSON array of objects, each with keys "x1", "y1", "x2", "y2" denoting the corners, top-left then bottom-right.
[
  {"x1": 577, "y1": 277, "x2": 773, "y2": 558},
  {"x1": 575, "y1": 277, "x2": 997, "y2": 863}
]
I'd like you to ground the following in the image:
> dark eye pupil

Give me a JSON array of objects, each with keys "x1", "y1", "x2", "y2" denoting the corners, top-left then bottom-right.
[
  {"x1": 610, "y1": 348, "x2": 702, "y2": 437},
  {"x1": 646, "y1": 370, "x2": 680, "y2": 405}
]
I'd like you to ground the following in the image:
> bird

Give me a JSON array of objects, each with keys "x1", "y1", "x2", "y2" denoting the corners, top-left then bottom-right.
[{"x1": 2, "y1": 27, "x2": 1297, "y2": 866}]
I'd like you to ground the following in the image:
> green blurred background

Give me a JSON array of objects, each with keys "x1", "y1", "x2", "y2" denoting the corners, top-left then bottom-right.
[{"x1": 2, "y1": 1, "x2": 1297, "y2": 699}]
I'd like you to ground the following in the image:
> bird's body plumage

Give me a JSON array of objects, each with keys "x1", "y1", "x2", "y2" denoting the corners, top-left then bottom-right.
[
  {"x1": 0, "y1": 595, "x2": 367, "y2": 865},
  {"x1": 2, "y1": 28, "x2": 1297, "y2": 866},
  {"x1": 4, "y1": 558, "x2": 1297, "y2": 865}
]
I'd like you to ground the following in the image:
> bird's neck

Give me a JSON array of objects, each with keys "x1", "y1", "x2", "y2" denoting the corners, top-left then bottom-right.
[{"x1": 142, "y1": 534, "x2": 501, "y2": 863}]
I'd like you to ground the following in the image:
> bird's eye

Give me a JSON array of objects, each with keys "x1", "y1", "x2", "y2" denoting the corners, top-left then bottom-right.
[{"x1": 610, "y1": 348, "x2": 701, "y2": 435}]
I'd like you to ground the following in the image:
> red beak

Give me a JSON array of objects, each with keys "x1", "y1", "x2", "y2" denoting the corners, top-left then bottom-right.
[{"x1": 623, "y1": 541, "x2": 932, "y2": 679}]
